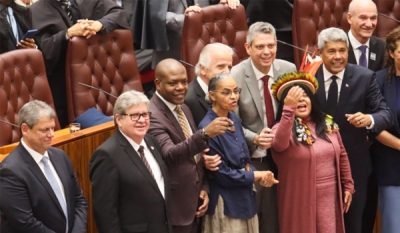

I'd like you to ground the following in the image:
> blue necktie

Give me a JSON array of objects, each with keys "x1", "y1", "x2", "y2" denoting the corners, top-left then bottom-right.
[
  {"x1": 41, "y1": 157, "x2": 68, "y2": 232},
  {"x1": 6, "y1": 7, "x2": 19, "y2": 42},
  {"x1": 358, "y1": 45, "x2": 368, "y2": 68}
]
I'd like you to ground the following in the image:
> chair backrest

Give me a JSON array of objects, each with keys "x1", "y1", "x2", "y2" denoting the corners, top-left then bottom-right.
[
  {"x1": 292, "y1": 0, "x2": 352, "y2": 68},
  {"x1": 181, "y1": 4, "x2": 248, "y2": 82},
  {"x1": 65, "y1": 29, "x2": 143, "y2": 122},
  {"x1": 0, "y1": 49, "x2": 60, "y2": 146},
  {"x1": 375, "y1": 0, "x2": 400, "y2": 39}
]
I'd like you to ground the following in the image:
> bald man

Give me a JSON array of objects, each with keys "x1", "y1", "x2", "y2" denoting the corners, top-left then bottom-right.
[{"x1": 148, "y1": 59, "x2": 233, "y2": 233}]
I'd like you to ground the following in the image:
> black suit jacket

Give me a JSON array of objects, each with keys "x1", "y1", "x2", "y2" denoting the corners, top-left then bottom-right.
[
  {"x1": 348, "y1": 35, "x2": 386, "y2": 72},
  {"x1": 371, "y1": 68, "x2": 400, "y2": 185},
  {"x1": 89, "y1": 130, "x2": 172, "y2": 233},
  {"x1": 315, "y1": 64, "x2": 392, "y2": 183},
  {"x1": 185, "y1": 78, "x2": 211, "y2": 126},
  {"x1": 0, "y1": 2, "x2": 31, "y2": 54},
  {"x1": 0, "y1": 144, "x2": 88, "y2": 233}
]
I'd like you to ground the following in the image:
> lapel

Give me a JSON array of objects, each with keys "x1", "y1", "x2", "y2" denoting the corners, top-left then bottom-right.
[
  {"x1": 347, "y1": 41, "x2": 357, "y2": 65},
  {"x1": 115, "y1": 130, "x2": 163, "y2": 197},
  {"x1": 368, "y1": 37, "x2": 378, "y2": 71},
  {"x1": 7, "y1": 24, "x2": 17, "y2": 45},
  {"x1": 383, "y1": 77, "x2": 400, "y2": 135},
  {"x1": 243, "y1": 59, "x2": 264, "y2": 122},
  {"x1": 315, "y1": 65, "x2": 328, "y2": 111},
  {"x1": 335, "y1": 65, "x2": 355, "y2": 123},
  {"x1": 49, "y1": 0, "x2": 73, "y2": 27},
  {"x1": 19, "y1": 145, "x2": 66, "y2": 217},
  {"x1": 182, "y1": 104, "x2": 197, "y2": 132},
  {"x1": 194, "y1": 79, "x2": 210, "y2": 111}
]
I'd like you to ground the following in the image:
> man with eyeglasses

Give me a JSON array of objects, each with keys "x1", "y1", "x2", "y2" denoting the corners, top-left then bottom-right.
[
  {"x1": 230, "y1": 22, "x2": 296, "y2": 233},
  {"x1": 148, "y1": 58, "x2": 234, "y2": 233},
  {"x1": 89, "y1": 90, "x2": 172, "y2": 233}
]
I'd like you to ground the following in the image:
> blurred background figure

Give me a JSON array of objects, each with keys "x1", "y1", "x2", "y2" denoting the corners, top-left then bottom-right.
[
  {"x1": 373, "y1": 26, "x2": 400, "y2": 233},
  {"x1": 15, "y1": 0, "x2": 36, "y2": 7},
  {"x1": 271, "y1": 73, "x2": 354, "y2": 233}
]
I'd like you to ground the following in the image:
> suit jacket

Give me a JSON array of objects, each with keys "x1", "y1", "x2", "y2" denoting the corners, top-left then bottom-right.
[
  {"x1": 89, "y1": 130, "x2": 172, "y2": 233},
  {"x1": 348, "y1": 35, "x2": 386, "y2": 72},
  {"x1": 371, "y1": 68, "x2": 400, "y2": 186},
  {"x1": 315, "y1": 64, "x2": 392, "y2": 183},
  {"x1": 231, "y1": 58, "x2": 297, "y2": 152},
  {"x1": 0, "y1": 2, "x2": 31, "y2": 54},
  {"x1": 184, "y1": 77, "x2": 211, "y2": 126},
  {"x1": 0, "y1": 144, "x2": 88, "y2": 233},
  {"x1": 148, "y1": 94, "x2": 209, "y2": 226}
]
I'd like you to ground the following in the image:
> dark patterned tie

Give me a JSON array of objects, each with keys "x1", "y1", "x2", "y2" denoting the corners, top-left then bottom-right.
[
  {"x1": 358, "y1": 45, "x2": 368, "y2": 68},
  {"x1": 261, "y1": 75, "x2": 275, "y2": 128},
  {"x1": 138, "y1": 146, "x2": 155, "y2": 179},
  {"x1": 326, "y1": 76, "x2": 338, "y2": 117},
  {"x1": 60, "y1": 0, "x2": 72, "y2": 22}
]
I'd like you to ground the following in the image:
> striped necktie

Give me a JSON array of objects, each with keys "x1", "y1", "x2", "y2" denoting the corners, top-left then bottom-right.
[{"x1": 60, "y1": 0, "x2": 72, "y2": 22}]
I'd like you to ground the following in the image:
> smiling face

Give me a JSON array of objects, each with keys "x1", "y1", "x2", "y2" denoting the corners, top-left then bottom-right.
[
  {"x1": 245, "y1": 33, "x2": 277, "y2": 74},
  {"x1": 347, "y1": 1, "x2": 377, "y2": 44},
  {"x1": 116, "y1": 103, "x2": 149, "y2": 144},
  {"x1": 155, "y1": 64, "x2": 188, "y2": 105},
  {"x1": 210, "y1": 77, "x2": 240, "y2": 116},
  {"x1": 294, "y1": 90, "x2": 312, "y2": 120},
  {"x1": 21, "y1": 116, "x2": 55, "y2": 155},
  {"x1": 319, "y1": 41, "x2": 348, "y2": 74}
]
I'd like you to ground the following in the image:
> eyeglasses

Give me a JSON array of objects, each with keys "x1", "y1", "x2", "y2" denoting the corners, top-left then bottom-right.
[
  {"x1": 121, "y1": 112, "x2": 152, "y2": 121},
  {"x1": 216, "y1": 88, "x2": 242, "y2": 97}
]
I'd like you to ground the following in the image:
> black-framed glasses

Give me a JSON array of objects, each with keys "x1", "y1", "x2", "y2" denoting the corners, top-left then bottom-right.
[
  {"x1": 216, "y1": 88, "x2": 242, "y2": 97},
  {"x1": 121, "y1": 112, "x2": 152, "y2": 121}
]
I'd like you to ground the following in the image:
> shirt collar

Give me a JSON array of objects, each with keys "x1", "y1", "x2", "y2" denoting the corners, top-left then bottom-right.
[
  {"x1": 196, "y1": 76, "x2": 208, "y2": 94},
  {"x1": 20, "y1": 138, "x2": 49, "y2": 164},
  {"x1": 155, "y1": 91, "x2": 179, "y2": 113},
  {"x1": 348, "y1": 30, "x2": 370, "y2": 50},
  {"x1": 250, "y1": 60, "x2": 274, "y2": 81},
  {"x1": 119, "y1": 129, "x2": 145, "y2": 152},
  {"x1": 322, "y1": 65, "x2": 345, "y2": 81}
]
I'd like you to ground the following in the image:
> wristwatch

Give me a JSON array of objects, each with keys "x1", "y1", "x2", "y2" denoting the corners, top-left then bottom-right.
[{"x1": 200, "y1": 128, "x2": 209, "y2": 140}]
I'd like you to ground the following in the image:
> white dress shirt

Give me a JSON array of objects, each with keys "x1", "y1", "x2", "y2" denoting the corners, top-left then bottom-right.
[{"x1": 348, "y1": 30, "x2": 370, "y2": 67}]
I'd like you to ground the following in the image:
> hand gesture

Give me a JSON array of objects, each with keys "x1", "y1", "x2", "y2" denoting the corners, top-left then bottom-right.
[
  {"x1": 204, "y1": 117, "x2": 234, "y2": 137},
  {"x1": 258, "y1": 170, "x2": 279, "y2": 187},
  {"x1": 343, "y1": 191, "x2": 352, "y2": 213},
  {"x1": 254, "y1": 127, "x2": 275, "y2": 150},
  {"x1": 202, "y1": 148, "x2": 222, "y2": 171},
  {"x1": 196, "y1": 190, "x2": 209, "y2": 217},
  {"x1": 284, "y1": 86, "x2": 304, "y2": 109},
  {"x1": 17, "y1": 38, "x2": 36, "y2": 49},
  {"x1": 345, "y1": 112, "x2": 372, "y2": 128}
]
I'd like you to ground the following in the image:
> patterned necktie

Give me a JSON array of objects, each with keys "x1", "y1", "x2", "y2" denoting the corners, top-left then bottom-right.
[
  {"x1": 60, "y1": 0, "x2": 73, "y2": 22},
  {"x1": 326, "y1": 76, "x2": 338, "y2": 117},
  {"x1": 175, "y1": 105, "x2": 191, "y2": 139},
  {"x1": 138, "y1": 146, "x2": 155, "y2": 179},
  {"x1": 358, "y1": 45, "x2": 368, "y2": 68},
  {"x1": 261, "y1": 75, "x2": 275, "y2": 128},
  {"x1": 41, "y1": 157, "x2": 68, "y2": 231},
  {"x1": 6, "y1": 7, "x2": 19, "y2": 42}
]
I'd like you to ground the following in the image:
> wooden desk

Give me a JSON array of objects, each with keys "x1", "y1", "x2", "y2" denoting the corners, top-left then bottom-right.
[{"x1": 0, "y1": 121, "x2": 116, "y2": 233}]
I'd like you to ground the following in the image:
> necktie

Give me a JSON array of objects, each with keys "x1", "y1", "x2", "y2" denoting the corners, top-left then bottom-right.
[
  {"x1": 138, "y1": 146, "x2": 155, "y2": 179},
  {"x1": 358, "y1": 45, "x2": 368, "y2": 68},
  {"x1": 261, "y1": 75, "x2": 275, "y2": 128},
  {"x1": 60, "y1": 0, "x2": 73, "y2": 22},
  {"x1": 41, "y1": 157, "x2": 68, "y2": 231},
  {"x1": 6, "y1": 7, "x2": 19, "y2": 42},
  {"x1": 175, "y1": 105, "x2": 198, "y2": 162},
  {"x1": 326, "y1": 76, "x2": 338, "y2": 117}
]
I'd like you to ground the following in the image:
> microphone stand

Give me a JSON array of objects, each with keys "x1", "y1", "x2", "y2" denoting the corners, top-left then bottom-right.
[
  {"x1": 77, "y1": 82, "x2": 118, "y2": 99},
  {"x1": 180, "y1": 60, "x2": 196, "y2": 68},
  {"x1": 378, "y1": 12, "x2": 400, "y2": 24},
  {"x1": 0, "y1": 119, "x2": 19, "y2": 128},
  {"x1": 277, "y1": 40, "x2": 314, "y2": 55}
]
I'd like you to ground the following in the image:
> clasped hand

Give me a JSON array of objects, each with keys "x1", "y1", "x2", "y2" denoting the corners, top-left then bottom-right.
[{"x1": 67, "y1": 19, "x2": 103, "y2": 39}]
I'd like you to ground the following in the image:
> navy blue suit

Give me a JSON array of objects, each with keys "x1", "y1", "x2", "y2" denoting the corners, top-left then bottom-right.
[{"x1": 315, "y1": 63, "x2": 393, "y2": 233}]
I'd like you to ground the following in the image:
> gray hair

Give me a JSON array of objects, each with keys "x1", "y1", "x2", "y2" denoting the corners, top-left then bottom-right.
[
  {"x1": 246, "y1": 22, "x2": 277, "y2": 45},
  {"x1": 194, "y1": 43, "x2": 234, "y2": 76},
  {"x1": 317, "y1": 27, "x2": 349, "y2": 50},
  {"x1": 348, "y1": 0, "x2": 377, "y2": 15},
  {"x1": 18, "y1": 100, "x2": 56, "y2": 128},
  {"x1": 205, "y1": 73, "x2": 234, "y2": 104},
  {"x1": 113, "y1": 90, "x2": 150, "y2": 115}
]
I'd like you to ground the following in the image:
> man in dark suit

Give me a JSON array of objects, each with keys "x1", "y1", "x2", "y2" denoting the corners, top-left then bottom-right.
[
  {"x1": 185, "y1": 42, "x2": 233, "y2": 126},
  {"x1": 0, "y1": 0, "x2": 37, "y2": 54},
  {"x1": 89, "y1": 90, "x2": 172, "y2": 233},
  {"x1": 0, "y1": 100, "x2": 88, "y2": 233},
  {"x1": 346, "y1": 0, "x2": 385, "y2": 72},
  {"x1": 148, "y1": 58, "x2": 233, "y2": 233},
  {"x1": 315, "y1": 27, "x2": 392, "y2": 233},
  {"x1": 30, "y1": 0, "x2": 130, "y2": 127}
]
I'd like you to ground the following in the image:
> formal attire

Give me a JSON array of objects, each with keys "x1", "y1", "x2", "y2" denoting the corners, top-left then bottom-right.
[
  {"x1": 185, "y1": 77, "x2": 211, "y2": 126},
  {"x1": 231, "y1": 57, "x2": 296, "y2": 233},
  {"x1": 315, "y1": 63, "x2": 393, "y2": 233},
  {"x1": 89, "y1": 130, "x2": 172, "y2": 233},
  {"x1": 271, "y1": 106, "x2": 354, "y2": 233},
  {"x1": 372, "y1": 68, "x2": 400, "y2": 233},
  {"x1": 30, "y1": 0, "x2": 130, "y2": 127},
  {"x1": 0, "y1": 1, "x2": 31, "y2": 54},
  {"x1": 347, "y1": 31, "x2": 386, "y2": 72},
  {"x1": 148, "y1": 92, "x2": 209, "y2": 233},
  {"x1": 0, "y1": 141, "x2": 87, "y2": 233},
  {"x1": 199, "y1": 109, "x2": 258, "y2": 233}
]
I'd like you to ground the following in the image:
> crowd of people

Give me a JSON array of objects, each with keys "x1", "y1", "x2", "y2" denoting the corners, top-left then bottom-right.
[{"x1": 0, "y1": 0, "x2": 400, "y2": 233}]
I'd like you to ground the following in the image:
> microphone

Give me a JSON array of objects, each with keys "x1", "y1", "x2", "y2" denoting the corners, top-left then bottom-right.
[
  {"x1": 180, "y1": 60, "x2": 196, "y2": 68},
  {"x1": 78, "y1": 82, "x2": 117, "y2": 99},
  {"x1": 277, "y1": 40, "x2": 314, "y2": 55},
  {"x1": 0, "y1": 119, "x2": 19, "y2": 128},
  {"x1": 378, "y1": 12, "x2": 400, "y2": 24}
]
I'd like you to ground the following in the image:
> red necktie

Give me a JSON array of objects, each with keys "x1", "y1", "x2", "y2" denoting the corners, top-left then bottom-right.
[{"x1": 261, "y1": 75, "x2": 275, "y2": 128}]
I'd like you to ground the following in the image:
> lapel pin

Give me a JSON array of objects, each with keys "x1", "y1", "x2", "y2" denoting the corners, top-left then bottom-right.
[
  {"x1": 345, "y1": 84, "x2": 349, "y2": 88},
  {"x1": 370, "y1": 53, "x2": 376, "y2": 61},
  {"x1": 150, "y1": 146, "x2": 154, "y2": 150}
]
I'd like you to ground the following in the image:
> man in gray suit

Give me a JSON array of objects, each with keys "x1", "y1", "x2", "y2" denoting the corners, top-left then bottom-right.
[{"x1": 231, "y1": 22, "x2": 296, "y2": 233}]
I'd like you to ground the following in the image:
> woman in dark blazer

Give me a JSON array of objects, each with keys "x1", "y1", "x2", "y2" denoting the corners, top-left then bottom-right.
[{"x1": 373, "y1": 26, "x2": 400, "y2": 233}]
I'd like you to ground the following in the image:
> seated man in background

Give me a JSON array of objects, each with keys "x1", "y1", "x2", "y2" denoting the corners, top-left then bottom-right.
[
  {"x1": 30, "y1": 0, "x2": 130, "y2": 127},
  {"x1": 0, "y1": 0, "x2": 36, "y2": 54},
  {"x1": 0, "y1": 100, "x2": 88, "y2": 233}
]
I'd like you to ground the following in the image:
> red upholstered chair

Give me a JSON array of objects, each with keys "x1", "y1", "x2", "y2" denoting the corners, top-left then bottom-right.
[
  {"x1": 374, "y1": 0, "x2": 400, "y2": 39},
  {"x1": 181, "y1": 4, "x2": 248, "y2": 82},
  {"x1": 0, "y1": 49, "x2": 60, "y2": 146},
  {"x1": 292, "y1": 0, "x2": 352, "y2": 68},
  {"x1": 65, "y1": 29, "x2": 143, "y2": 123}
]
